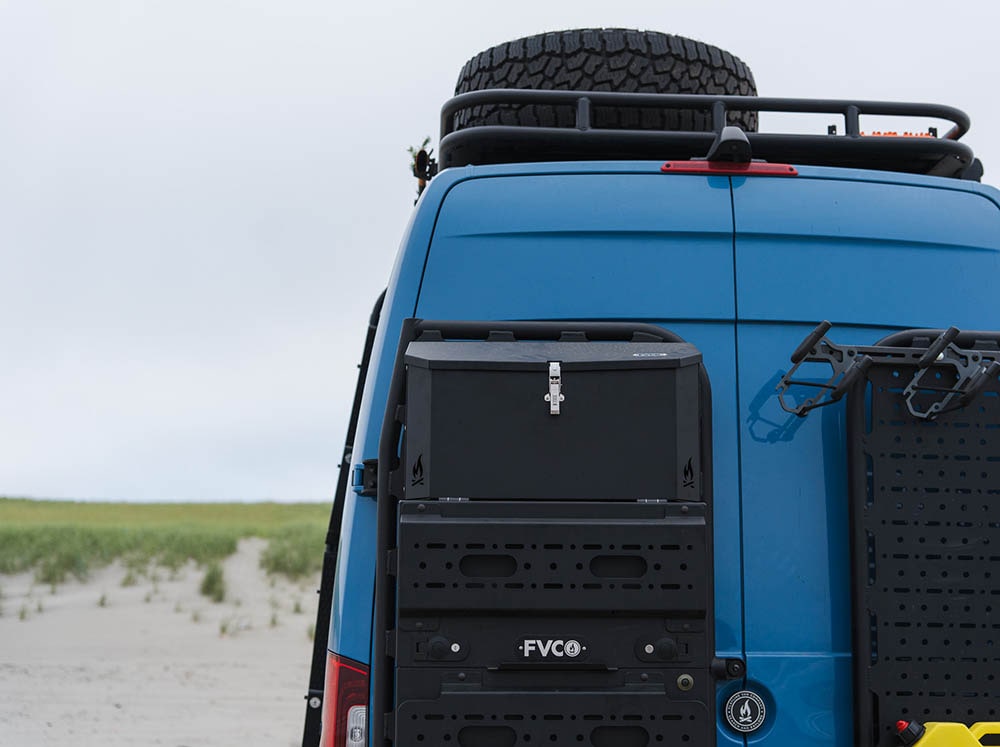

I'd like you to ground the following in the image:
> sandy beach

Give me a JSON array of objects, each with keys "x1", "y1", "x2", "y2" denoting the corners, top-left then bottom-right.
[{"x1": 0, "y1": 538, "x2": 320, "y2": 746}]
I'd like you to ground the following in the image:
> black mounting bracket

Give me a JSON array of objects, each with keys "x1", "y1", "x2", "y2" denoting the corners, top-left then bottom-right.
[
  {"x1": 777, "y1": 321, "x2": 1000, "y2": 420},
  {"x1": 711, "y1": 657, "x2": 746, "y2": 680},
  {"x1": 704, "y1": 126, "x2": 751, "y2": 163}
]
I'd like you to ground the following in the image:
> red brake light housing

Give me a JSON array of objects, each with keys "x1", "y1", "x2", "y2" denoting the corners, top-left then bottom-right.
[
  {"x1": 661, "y1": 160, "x2": 798, "y2": 176},
  {"x1": 319, "y1": 652, "x2": 369, "y2": 747}
]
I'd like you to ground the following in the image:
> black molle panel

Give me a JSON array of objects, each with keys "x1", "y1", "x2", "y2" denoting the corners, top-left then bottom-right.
[
  {"x1": 397, "y1": 501, "x2": 708, "y2": 614},
  {"x1": 394, "y1": 691, "x2": 711, "y2": 747},
  {"x1": 850, "y1": 356, "x2": 1000, "y2": 747}
]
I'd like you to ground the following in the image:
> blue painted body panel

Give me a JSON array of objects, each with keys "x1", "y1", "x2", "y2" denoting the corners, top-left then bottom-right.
[
  {"x1": 324, "y1": 159, "x2": 1000, "y2": 743},
  {"x1": 417, "y1": 172, "x2": 735, "y2": 320},
  {"x1": 736, "y1": 321, "x2": 859, "y2": 746},
  {"x1": 732, "y1": 174, "x2": 1000, "y2": 329}
]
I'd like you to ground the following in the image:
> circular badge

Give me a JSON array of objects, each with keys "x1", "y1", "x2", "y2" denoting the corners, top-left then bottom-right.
[
  {"x1": 724, "y1": 690, "x2": 766, "y2": 734},
  {"x1": 563, "y1": 640, "x2": 581, "y2": 657}
]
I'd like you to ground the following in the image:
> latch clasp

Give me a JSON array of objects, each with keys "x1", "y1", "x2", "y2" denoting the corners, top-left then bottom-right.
[{"x1": 544, "y1": 361, "x2": 565, "y2": 415}]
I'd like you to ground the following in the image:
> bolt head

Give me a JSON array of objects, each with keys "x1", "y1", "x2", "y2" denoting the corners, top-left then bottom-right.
[{"x1": 450, "y1": 642, "x2": 461, "y2": 653}]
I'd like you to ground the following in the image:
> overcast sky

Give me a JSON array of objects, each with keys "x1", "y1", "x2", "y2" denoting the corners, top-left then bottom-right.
[{"x1": 2, "y1": 0, "x2": 998, "y2": 502}]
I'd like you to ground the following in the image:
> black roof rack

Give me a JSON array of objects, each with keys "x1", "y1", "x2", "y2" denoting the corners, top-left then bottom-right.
[{"x1": 439, "y1": 90, "x2": 978, "y2": 179}]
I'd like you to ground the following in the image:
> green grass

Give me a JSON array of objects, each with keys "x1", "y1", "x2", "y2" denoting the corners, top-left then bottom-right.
[
  {"x1": 259, "y1": 522, "x2": 326, "y2": 579},
  {"x1": 0, "y1": 498, "x2": 329, "y2": 585},
  {"x1": 200, "y1": 561, "x2": 226, "y2": 603}
]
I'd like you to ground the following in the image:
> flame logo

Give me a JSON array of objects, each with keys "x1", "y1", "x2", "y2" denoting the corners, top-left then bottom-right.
[
  {"x1": 738, "y1": 698, "x2": 753, "y2": 724},
  {"x1": 682, "y1": 457, "x2": 695, "y2": 489},
  {"x1": 725, "y1": 689, "x2": 765, "y2": 733},
  {"x1": 411, "y1": 454, "x2": 425, "y2": 487}
]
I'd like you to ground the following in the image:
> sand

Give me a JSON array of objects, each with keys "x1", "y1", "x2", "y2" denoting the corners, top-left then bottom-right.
[{"x1": 0, "y1": 538, "x2": 321, "y2": 746}]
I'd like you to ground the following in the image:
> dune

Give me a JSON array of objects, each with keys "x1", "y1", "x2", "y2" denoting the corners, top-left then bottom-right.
[{"x1": 0, "y1": 537, "x2": 319, "y2": 746}]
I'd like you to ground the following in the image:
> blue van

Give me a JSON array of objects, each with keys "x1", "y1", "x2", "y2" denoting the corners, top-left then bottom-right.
[{"x1": 302, "y1": 29, "x2": 1000, "y2": 747}]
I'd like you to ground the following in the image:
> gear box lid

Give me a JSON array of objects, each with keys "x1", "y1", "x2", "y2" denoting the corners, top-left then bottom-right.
[{"x1": 402, "y1": 339, "x2": 705, "y2": 502}]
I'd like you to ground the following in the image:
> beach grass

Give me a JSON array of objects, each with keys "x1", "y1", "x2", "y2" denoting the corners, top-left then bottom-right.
[
  {"x1": 259, "y1": 522, "x2": 328, "y2": 578},
  {"x1": 200, "y1": 561, "x2": 227, "y2": 603},
  {"x1": 0, "y1": 498, "x2": 328, "y2": 585}
]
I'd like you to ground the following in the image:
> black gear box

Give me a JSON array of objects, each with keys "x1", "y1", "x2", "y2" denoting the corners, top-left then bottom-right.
[{"x1": 402, "y1": 340, "x2": 704, "y2": 501}]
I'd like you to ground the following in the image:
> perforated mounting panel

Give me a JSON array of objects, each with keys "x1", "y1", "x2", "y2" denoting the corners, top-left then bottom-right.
[
  {"x1": 393, "y1": 501, "x2": 714, "y2": 746},
  {"x1": 848, "y1": 347, "x2": 1000, "y2": 747},
  {"x1": 395, "y1": 692, "x2": 709, "y2": 747},
  {"x1": 397, "y1": 500, "x2": 708, "y2": 614}
]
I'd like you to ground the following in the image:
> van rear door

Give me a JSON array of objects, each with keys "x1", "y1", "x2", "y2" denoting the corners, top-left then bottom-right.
[{"x1": 731, "y1": 172, "x2": 1000, "y2": 746}]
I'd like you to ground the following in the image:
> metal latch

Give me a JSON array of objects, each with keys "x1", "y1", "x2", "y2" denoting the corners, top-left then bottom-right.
[{"x1": 544, "y1": 361, "x2": 565, "y2": 415}]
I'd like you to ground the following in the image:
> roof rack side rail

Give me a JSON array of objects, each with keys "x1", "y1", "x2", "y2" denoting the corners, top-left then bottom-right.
[
  {"x1": 440, "y1": 90, "x2": 970, "y2": 141},
  {"x1": 438, "y1": 90, "x2": 975, "y2": 178}
]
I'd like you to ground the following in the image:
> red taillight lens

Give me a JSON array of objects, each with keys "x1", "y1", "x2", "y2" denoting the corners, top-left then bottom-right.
[{"x1": 319, "y1": 652, "x2": 369, "y2": 747}]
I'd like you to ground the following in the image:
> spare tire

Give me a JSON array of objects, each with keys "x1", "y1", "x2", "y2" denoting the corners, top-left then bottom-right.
[{"x1": 454, "y1": 28, "x2": 757, "y2": 133}]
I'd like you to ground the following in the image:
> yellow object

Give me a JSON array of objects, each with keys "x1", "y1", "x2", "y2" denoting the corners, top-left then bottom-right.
[{"x1": 915, "y1": 722, "x2": 1000, "y2": 746}]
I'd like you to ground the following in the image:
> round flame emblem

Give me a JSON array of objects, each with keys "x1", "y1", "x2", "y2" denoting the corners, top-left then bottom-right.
[{"x1": 724, "y1": 690, "x2": 766, "y2": 734}]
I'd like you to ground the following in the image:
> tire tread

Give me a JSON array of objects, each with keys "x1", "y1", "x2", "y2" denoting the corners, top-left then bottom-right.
[{"x1": 454, "y1": 28, "x2": 757, "y2": 133}]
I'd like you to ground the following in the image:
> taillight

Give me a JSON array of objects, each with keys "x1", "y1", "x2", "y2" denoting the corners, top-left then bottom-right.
[{"x1": 319, "y1": 652, "x2": 369, "y2": 747}]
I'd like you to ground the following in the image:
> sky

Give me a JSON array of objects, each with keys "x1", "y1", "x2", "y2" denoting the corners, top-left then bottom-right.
[{"x1": 2, "y1": 0, "x2": 998, "y2": 502}]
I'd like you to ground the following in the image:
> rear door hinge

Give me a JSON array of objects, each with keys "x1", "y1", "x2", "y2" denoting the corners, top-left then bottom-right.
[{"x1": 352, "y1": 458, "x2": 378, "y2": 497}]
